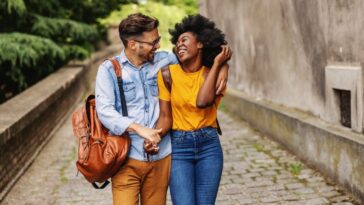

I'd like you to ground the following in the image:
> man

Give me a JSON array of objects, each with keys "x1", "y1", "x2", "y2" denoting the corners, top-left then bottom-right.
[{"x1": 95, "y1": 13, "x2": 228, "y2": 205}]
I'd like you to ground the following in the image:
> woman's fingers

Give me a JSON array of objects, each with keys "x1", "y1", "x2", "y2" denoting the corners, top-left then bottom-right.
[{"x1": 220, "y1": 45, "x2": 231, "y2": 62}]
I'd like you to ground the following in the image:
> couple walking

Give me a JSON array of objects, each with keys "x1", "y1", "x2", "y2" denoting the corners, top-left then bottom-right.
[{"x1": 95, "y1": 12, "x2": 232, "y2": 205}]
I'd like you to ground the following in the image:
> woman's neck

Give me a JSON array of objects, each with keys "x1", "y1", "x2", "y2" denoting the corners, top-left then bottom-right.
[{"x1": 182, "y1": 54, "x2": 202, "y2": 73}]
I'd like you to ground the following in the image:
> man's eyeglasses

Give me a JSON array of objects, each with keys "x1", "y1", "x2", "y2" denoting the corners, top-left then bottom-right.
[{"x1": 132, "y1": 36, "x2": 161, "y2": 48}]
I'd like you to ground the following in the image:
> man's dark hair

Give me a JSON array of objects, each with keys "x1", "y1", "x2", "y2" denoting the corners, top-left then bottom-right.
[
  {"x1": 119, "y1": 13, "x2": 159, "y2": 47},
  {"x1": 169, "y1": 14, "x2": 226, "y2": 68}
]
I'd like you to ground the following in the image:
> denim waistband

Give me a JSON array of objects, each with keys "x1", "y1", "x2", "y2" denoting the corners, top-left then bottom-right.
[{"x1": 171, "y1": 126, "x2": 216, "y2": 135}]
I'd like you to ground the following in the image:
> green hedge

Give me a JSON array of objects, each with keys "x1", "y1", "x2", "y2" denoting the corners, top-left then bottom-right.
[{"x1": 0, "y1": 0, "x2": 131, "y2": 103}]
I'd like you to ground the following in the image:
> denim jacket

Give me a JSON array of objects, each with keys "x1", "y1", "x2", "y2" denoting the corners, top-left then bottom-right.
[{"x1": 95, "y1": 50, "x2": 178, "y2": 161}]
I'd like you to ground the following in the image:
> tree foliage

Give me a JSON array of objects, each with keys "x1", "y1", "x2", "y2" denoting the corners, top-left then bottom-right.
[
  {"x1": 152, "y1": 0, "x2": 198, "y2": 15},
  {"x1": 31, "y1": 15, "x2": 98, "y2": 42},
  {"x1": 0, "y1": 0, "x2": 131, "y2": 103},
  {"x1": 99, "y1": 0, "x2": 197, "y2": 50}
]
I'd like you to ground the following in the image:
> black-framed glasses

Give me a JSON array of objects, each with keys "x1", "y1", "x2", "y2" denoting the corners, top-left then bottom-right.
[{"x1": 132, "y1": 36, "x2": 161, "y2": 48}]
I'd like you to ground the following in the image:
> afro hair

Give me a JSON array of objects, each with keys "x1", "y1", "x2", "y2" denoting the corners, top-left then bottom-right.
[{"x1": 169, "y1": 14, "x2": 226, "y2": 68}]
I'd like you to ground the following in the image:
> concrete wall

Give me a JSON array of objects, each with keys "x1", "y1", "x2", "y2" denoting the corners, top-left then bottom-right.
[
  {"x1": 200, "y1": 0, "x2": 364, "y2": 119},
  {"x1": 200, "y1": 0, "x2": 364, "y2": 202},
  {"x1": 224, "y1": 89, "x2": 364, "y2": 203},
  {"x1": 0, "y1": 45, "x2": 121, "y2": 202}
]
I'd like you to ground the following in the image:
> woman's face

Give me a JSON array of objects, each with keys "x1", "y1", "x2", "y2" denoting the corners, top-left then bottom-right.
[{"x1": 175, "y1": 32, "x2": 203, "y2": 63}]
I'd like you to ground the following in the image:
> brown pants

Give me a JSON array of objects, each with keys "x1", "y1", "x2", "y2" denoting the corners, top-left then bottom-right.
[{"x1": 111, "y1": 155, "x2": 171, "y2": 205}]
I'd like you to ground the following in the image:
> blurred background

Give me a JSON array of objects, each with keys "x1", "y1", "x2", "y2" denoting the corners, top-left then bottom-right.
[{"x1": 0, "y1": 0, "x2": 197, "y2": 104}]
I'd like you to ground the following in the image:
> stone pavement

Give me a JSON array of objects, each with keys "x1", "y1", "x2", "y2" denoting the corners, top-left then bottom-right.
[{"x1": 1, "y1": 108, "x2": 359, "y2": 205}]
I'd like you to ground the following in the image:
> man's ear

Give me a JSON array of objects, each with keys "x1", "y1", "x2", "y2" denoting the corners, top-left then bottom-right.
[{"x1": 128, "y1": 40, "x2": 136, "y2": 50}]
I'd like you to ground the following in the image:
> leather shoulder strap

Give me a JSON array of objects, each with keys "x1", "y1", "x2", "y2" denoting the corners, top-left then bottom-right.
[
  {"x1": 109, "y1": 58, "x2": 122, "y2": 78},
  {"x1": 108, "y1": 58, "x2": 128, "y2": 116},
  {"x1": 161, "y1": 66, "x2": 172, "y2": 92}
]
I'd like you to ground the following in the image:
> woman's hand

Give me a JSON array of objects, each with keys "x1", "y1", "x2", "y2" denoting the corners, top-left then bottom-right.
[
  {"x1": 144, "y1": 139, "x2": 159, "y2": 155},
  {"x1": 214, "y1": 45, "x2": 232, "y2": 67}
]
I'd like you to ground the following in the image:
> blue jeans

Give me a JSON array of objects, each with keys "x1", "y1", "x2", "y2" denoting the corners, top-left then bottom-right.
[{"x1": 170, "y1": 127, "x2": 223, "y2": 205}]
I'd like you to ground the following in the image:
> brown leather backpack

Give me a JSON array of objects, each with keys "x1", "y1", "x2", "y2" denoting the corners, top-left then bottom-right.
[{"x1": 72, "y1": 58, "x2": 130, "y2": 189}]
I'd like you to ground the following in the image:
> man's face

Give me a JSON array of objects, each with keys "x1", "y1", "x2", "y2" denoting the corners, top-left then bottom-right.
[{"x1": 131, "y1": 28, "x2": 161, "y2": 62}]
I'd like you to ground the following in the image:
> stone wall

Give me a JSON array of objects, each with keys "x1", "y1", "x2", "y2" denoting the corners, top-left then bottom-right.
[
  {"x1": 200, "y1": 0, "x2": 364, "y2": 202},
  {"x1": 224, "y1": 89, "x2": 364, "y2": 203},
  {"x1": 200, "y1": 0, "x2": 364, "y2": 120},
  {"x1": 0, "y1": 45, "x2": 121, "y2": 201}
]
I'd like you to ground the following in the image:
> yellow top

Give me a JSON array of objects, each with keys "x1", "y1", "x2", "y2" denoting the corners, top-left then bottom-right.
[{"x1": 157, "y1": 64, "x2": 224, "y2": 131}]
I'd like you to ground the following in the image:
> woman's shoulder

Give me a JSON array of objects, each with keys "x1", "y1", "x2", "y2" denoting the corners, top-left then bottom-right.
[
  {"x1": 166, "y1": 64, "x2": 182, "y2": 75},
  {"x1": 168, "y1": 63, "x2": 181, "y2": 69}
]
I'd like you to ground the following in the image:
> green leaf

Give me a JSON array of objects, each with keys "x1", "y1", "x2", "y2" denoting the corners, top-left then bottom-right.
[
  {"x1": 31, "y1": 15, "x2": 98, "y2": 42},
  {"x1": 0, "y1": 32, "x2": 65, "y2": 67},
  {"x1": 62, "y1": 44, "x2": 90, "y2": 60},
  {"x1": 1, "y1": 0, "x2": 27, "y2": 15}
]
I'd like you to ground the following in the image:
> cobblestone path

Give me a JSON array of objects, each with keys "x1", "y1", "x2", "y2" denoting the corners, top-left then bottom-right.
[{"x1": 1, "y1": 109, "x2": 359, "y2": 205}]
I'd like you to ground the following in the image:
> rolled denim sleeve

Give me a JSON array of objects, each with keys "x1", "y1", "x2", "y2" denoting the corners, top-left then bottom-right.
[
  {"x1": 95, "y1": 63, "x2": 134, "y2": 135},
  {"x1": 168, "y1": 51, "x2": 179, "y2": 64}
]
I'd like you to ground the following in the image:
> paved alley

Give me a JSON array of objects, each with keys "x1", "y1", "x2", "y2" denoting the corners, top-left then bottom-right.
[{"x1": 1, "y1": 109, "x2": 359, "y2": 205}]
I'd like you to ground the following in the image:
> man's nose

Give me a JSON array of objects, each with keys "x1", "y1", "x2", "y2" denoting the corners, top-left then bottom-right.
[{"x1": 154, "y1": 42, "x2": 160, "y2": 50}]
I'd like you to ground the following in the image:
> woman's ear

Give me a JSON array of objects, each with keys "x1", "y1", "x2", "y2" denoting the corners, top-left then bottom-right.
[{"x1": 197, "y1": 42, "x2": 204, "y2": 49}]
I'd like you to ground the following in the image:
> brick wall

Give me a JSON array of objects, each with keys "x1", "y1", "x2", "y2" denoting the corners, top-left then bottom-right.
[{"x1": 0, "y1": 45, "x2": 121, "y2": 201}]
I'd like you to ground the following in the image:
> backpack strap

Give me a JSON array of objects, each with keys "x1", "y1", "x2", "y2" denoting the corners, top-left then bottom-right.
[
  {"x1": 161, "y1": 66, "x2": 172, "y2": 92},
  {"x1": 92, "y1": 181, "x2": 110, "y2": 189},
  {"x1": 109, "y1": 58, "x2": 128, "y2": 117},
  {"x1": 216, "y1": 118, "x2": 222, "y2": 135}
]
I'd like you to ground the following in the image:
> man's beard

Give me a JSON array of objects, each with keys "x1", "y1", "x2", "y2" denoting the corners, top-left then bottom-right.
[
  {"x1": 139, "y1": 45, "x2": 155, "y2": 62},
  {"x1": 146, "y1": 51, "x2": 155, "y2": 61}
]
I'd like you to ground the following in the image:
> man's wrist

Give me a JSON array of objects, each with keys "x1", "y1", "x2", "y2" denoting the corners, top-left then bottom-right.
[{"x1": 128, "y1": 123, "x2": 141, "y2": 133}]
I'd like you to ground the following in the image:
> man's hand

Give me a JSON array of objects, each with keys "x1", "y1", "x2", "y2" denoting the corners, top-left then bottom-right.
[{"x1": 129, "y1": 124, "x2": 162, "y2": 144}]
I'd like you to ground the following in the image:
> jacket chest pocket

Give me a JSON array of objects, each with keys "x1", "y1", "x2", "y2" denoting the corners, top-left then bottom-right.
[
  {"x1": 122, "y1": 82, "x2": 136, "y2": 102},
  {"x1": 148, "y1": 77, "x2": 158, "y2": 97}
]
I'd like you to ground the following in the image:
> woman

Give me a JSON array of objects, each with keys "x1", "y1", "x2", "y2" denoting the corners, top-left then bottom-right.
[{"x1": 157, "y1": 14, "x2": 232, "y2": 205}]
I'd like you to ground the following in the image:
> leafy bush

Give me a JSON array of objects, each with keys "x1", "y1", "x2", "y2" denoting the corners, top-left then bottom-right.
[
  {"x1": 0, "y1": 33, "x2": 65, "y2": 99},
  {"x1": 0, "y1": 0, "x2": 131, "y2": 103}
]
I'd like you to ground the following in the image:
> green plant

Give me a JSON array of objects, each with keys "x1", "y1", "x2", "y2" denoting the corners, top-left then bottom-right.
[
  {"x1": 0, "y1": 0, "x2": 132, "y2": 103},
  {"x1": 289, "y1": 163, "x2": 303, "y2": 175},
  {"x1": 0, "y1": 33, "x2": 66, "y2": 99},
  {"x1": 252, "y1": 143, "x2": 265, "y2": 152},
  {"x1": 218, "y1": 102, "x2": 228, "y2": 112}
]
